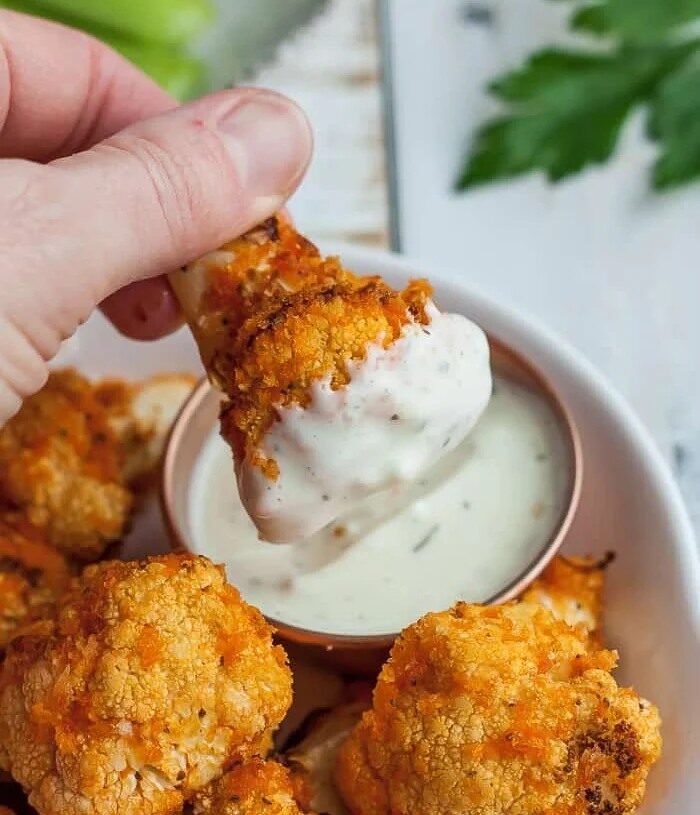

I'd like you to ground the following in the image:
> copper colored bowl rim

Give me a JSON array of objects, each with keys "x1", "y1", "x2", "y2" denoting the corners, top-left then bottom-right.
[{"x1": 160, "y1": 332, "x2": 583, "y2": 651}]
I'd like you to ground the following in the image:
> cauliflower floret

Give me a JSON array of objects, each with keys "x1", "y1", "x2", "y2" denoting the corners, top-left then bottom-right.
[
  {"x1": 0, "y1": 370, "x2": 132, "y2": 561},
  {"x1": 219, "y1": 278, "x2": 431, "y2": 479},
  {"x1": 520, "y1": 554, "x2": 613, "y2": 645},
  {"x1": 170, "y1": 214, "x2": 431, "y2": 480},
  {"x1": 336, "y1": 603, "x2": 661, "y2": 815},
  {"x1": 0, "y1": 554, "x2": 292, "y2": 815},
  {"x1": 284, "y1": 699, "x2": 369, "y2": 815},
  {"x1": 96, "y1": 373, "x2": 197, "y2": 489},
  {"x1": 193, "y1": 759, "x2": 311, "y2": 815},
  {"x1": 0, "y1": 514, "x2": 71, "y2": 651}
]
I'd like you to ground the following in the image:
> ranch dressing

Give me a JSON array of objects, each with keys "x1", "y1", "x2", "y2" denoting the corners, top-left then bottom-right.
[
  {"x1": 190, "y1": 377, "x2": 570, "y2": 636},
  {"x1": 238, "y1": 304, "x2": 492, "y2": 543}
]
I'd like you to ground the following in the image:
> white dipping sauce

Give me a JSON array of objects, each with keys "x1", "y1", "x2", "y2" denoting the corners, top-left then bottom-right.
[
  {"x1": 238, "y1": 304, "x2": 492, "y2": 543},
  {"x1": 190, "y1": 377, "x2": 571, "y2": 636}
]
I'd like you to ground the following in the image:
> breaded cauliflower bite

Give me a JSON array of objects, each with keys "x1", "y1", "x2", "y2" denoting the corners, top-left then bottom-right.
[
  {"x1": 193, "y1": 759, "x2": 311, "y2": 815},
  {"x1": 0, "y1": 515, "x2": 70, "y2": 651},
  {"x1": 336, "y1": 603, "x2": 661, "y2": 815},
  {"x1": 520, "y1": 554, "x2": 613, "y2": 645},
  {"x1": 96, "y1": 373, "x2": 197, "y2": 489},
  {"x1": 0, "y1": 370, "x2": 132, "y2": 561},
  {"x1": 0, "y1": 554, "x2": 293, "y2": 815},
  {"x1": 170, "y1": 215, "x2": 431, "y2": 477}
]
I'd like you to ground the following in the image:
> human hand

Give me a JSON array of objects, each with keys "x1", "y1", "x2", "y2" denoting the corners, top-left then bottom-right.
[{"x1": 0, "y1": 10, "x2": 312, "y2": 423}]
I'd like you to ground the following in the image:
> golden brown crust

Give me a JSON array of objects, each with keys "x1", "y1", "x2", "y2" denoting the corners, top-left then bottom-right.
[
  {"x1": 335, "y1": 603, "x2": 662, "y2": 815},
  {"x1": 0, "y1": 554, "x2": 293, "y2": 815},
  {"x1": 0, "y1": 370, "x2": 132, "y2": 561},
  {"x1": 520, "y1": 554, "x2": 613, "y2": 646},
  {"x1": 193, "y1": 759, "x2": 310, "y2": 815},
  {"x1": 178, "y1": 215, "x2": 432, "y2": 475},
  {"x1": 0, "y1": 514, "x2": 71, "y2": 651},
  {"x1": 219, "y1": 277, "x2": 430, "y2": 475}
]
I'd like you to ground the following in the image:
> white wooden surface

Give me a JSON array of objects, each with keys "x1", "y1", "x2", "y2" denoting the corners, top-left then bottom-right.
[{"x1": 254, "y1": 0, "x2": 389, "y2": 246}]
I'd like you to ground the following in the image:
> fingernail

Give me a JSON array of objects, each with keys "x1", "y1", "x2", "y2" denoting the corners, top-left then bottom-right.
[{"x1": 218, "y1": 93, "x2": 312, "y2": 209}]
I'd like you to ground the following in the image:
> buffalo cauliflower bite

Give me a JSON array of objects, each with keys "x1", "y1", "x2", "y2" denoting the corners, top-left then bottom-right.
[
  {"x1": 0, "y1": 515, "x2": 71, "y2": 651},
  {"x1": 0, "y1": 370, "x2": 132, "y2": 561},
  {"x1": 171, "y1": 215, "x2": 431, "y2": 480},
  {"x1": 520, "y1": 554, "x2": 613, "y2": 645},
  {"x1": 219, "y1": 278, "x2": 431, "y2": 479},
  {"x1": 0, "y1": 554, "x2": 293, "y2": 815},
  {"x1": 95, "y1": 373, "x2": 197, "y2": 489},
  {"x1": 336, "y1": 603, "x2": 661, "y2": 815},
  {"x1": 193, "y1": 759, "x2": 310, "y2": 815}
]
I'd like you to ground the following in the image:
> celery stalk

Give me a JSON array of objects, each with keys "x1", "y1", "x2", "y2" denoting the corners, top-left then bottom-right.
[
  {"x1": 106, "y1": 38, "x2": 207, "y2": 100},
  {"x1": 3, "y1": 0, "x2": 215, "y2": 45},
  {"x1": 0, "y1": 0, "x2": 209, "y2": 99}
]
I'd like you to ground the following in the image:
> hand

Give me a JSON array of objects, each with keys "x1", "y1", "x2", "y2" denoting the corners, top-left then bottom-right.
[{"x1": 0, "y1": 11, "x2": 312, "y2": 423}]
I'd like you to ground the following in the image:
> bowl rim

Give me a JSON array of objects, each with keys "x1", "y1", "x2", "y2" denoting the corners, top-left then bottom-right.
[{"x1": 160, "y1": 255, "x2": 586, "y2": 649}]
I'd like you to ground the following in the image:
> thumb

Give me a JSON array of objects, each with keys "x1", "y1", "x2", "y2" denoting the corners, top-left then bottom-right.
[
  {"x1": 56, "y1": 87, "x2": 312, "y2": 290},
  {"x1": 0, "y1": 87, "x2": 311, "y2": 420}
]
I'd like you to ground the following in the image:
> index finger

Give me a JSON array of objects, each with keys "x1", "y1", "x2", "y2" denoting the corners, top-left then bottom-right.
[{"x1": 0, "y1": 9, "x2": 177, "y2": 161}]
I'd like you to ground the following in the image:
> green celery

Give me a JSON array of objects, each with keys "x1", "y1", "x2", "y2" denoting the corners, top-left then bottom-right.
[
  {"x1": 106, "y1": 38, "x2": 207, "y2": 100},
  {"x1": 2, "y1": 0, "x2": 215, "y2": 45}
]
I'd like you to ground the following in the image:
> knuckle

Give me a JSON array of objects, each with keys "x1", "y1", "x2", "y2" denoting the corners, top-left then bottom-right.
[{"x1": 110, "y1": 127, "x2": 237, "y2": 261}]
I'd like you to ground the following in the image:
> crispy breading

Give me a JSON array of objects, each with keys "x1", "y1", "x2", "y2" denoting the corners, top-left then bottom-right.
[
  {"x1": 336, "y1": 603, "x2": 661, "y2": 815},
  {"x1": 520, "y1": 554, "x2": 613, "y2": 645},
  {"x1": 193, "y1": 759, "x2": 310, "y2": 815},
  {"x1": 219, "y1": 278, "x2": 431, "y2": 477},
  {"x1": 0, "y1": 554, "x2": 293, "y2": 815},
  {"x1": 0, "y1": 370, "x2": 132, "y2": 561},
  {"x1": 0, "y1": 514, "x2": 70, "y2": 651},
  {"x1": 172, "y1": 215, "x2": 432, "y2": 477},
  {"x1": 96, "y1": 373, "x2": 197, "y2": 489}
]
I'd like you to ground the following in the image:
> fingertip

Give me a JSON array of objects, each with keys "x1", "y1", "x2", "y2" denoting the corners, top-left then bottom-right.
[{"x1": 100, "y1": 277, "x2": 184, "y2": 341}]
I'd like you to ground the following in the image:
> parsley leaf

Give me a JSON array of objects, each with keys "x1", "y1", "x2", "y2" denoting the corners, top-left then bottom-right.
[
  {"x1": 457, "y1": 47, "x2": 676, "y2": 190},
  {"x1": 573, "y1": 0, "x2": 700, "y2": 43},
  {"x1": 649, "y1": 53, "x2": 700, "y2": 188},
  {"x1": 457, "y1": 0, "x2": 700, "y2": 193}
]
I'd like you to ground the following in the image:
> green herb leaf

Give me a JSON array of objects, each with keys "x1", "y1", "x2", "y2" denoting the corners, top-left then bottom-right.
[
  {"x1": 573, "y1": 0, "x2": 700, "y2": 43},
  {"x1": 457, "y1": 47, "x2": 674, "y2": 190},
  {"x1": 649, "y1": 53, "x2": 700, "y2": 188}
]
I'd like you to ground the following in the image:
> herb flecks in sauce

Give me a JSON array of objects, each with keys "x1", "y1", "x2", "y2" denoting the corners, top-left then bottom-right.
[{"x1": 412, "y1": 525, "x2": 440, "y2": 553}]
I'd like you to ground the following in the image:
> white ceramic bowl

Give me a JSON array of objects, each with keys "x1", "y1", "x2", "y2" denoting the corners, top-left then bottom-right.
[{"x1": 61, "y1": 244, "x2": 700, "y2": 813}]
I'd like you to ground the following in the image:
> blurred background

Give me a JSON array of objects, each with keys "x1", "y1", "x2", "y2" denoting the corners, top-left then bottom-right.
[{"x1": 2, "y1": 0, "x2": 699, "y2": 533}]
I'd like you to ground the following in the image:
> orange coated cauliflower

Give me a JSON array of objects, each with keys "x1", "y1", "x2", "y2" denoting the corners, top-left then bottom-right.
[
  {"x1": 520, "y1": 554, "x2": 613, "y2": 645},
  {"x1": 0, "y1": 370, "x2": 132, "y2": 561},
  {"x1": 336, "y1": 603, "x2": 661, "y2": 815},
  {"x1": 193, "y1": 759, "x2": 311, "y2": 815},
  {"x1": 0, "y1": 554, "x2": 292, "y2": 815},
  {"x1": 0, "y1": 514, "x2": 70, "y2": 651},
  {"x1": 96, "y1": 373, "x2": 197, "y2": 490},
  {"x1": 170, "y1": 215, "x2": 432, "y2": 477}
]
